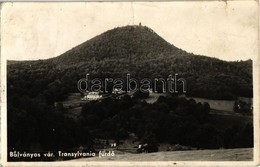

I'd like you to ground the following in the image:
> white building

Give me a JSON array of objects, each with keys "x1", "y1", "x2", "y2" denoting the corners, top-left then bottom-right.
[
  {"x1": 81, "y1": 92, "x2": 102, "y2": 101},
  {"x1": 112, "y1": 88, "x2": 124, "y2": 95}
]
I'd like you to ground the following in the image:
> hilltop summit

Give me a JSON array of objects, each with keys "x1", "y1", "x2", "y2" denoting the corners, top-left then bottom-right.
[{"x1": 52, "y1": 25, "x2": 180, "y2": 65}]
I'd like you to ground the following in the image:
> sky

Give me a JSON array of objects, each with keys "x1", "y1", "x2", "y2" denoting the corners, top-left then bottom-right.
[{"x1": 1, "y1": 1, "x2": 258, "y2": 61}]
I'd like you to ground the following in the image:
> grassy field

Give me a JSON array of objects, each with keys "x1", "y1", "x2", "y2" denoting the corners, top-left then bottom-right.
[
  {"x1": 187, "y1": 97, "x2": 252, "y2": 112},
  {"x1": 61, "y1": 93, "x2": 86, "y2": 108},
  {"x1": 188, "y1": 97, "x2": 235, "y2": 112},
  {"x1": 72, "y1": 148, "x2": 253, "y2": 161},
  {"x1": 61, "y1": 93, "x2": 86, "y2": 119}
]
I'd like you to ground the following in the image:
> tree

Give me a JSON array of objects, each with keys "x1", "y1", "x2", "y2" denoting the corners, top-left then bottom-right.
[{"x1": 133, "y1": 90, "x2": 149, "y2": 99}]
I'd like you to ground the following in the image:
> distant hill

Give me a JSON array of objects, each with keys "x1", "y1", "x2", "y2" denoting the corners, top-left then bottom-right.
[{"x1": 7, "y1": 25, "x2": 253, "y2": 101}]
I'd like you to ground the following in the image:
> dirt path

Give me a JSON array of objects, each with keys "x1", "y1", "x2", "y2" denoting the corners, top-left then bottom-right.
[{"x1": 72, "y1": 148, "x2": 252, "y2": 161}]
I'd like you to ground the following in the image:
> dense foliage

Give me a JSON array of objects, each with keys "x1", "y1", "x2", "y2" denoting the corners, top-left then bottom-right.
[
  {"x1": 81, "y1": 95, "x2": 253, "y2": 149},
  {"x1": 8, "y1": 95, "x2": 93, "y2": 153}
]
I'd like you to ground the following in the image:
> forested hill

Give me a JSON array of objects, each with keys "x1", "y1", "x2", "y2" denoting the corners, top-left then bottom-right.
[
  {"x1": 7, "y1": 25, "x2": 253, "y2": 101},
  {"x1": 51, "y1": 25, "x2": 179, "y2": 66}
]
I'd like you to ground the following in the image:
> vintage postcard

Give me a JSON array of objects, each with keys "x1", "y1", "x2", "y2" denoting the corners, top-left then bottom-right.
[{"x1": 0, "y1": 1, "x2": 259, "y2": 167}]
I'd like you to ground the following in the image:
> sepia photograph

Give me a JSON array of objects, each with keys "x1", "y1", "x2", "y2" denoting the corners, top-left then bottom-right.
[{"x1": 0, "y1": 1, "x2": 259, "y2": 166}]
